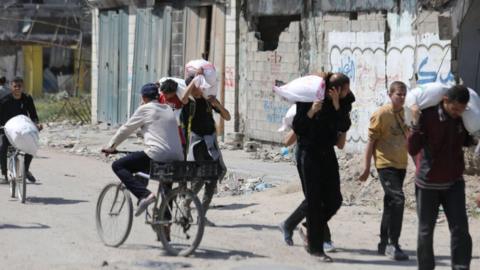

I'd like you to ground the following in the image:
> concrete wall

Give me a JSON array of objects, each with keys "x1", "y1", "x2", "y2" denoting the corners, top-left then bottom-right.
[
  {"x1": 230, "y1": 0, "x2": 456, "y2": 149},
  {"x1": 319, "y1": 11, "x2": 453, "y2": 152},
  {"x1": 91, "y1": 8, "x2": 99, "y2": 123},
  {"x1": 170, "y1": 8, "x2": 185, "y2": 77},
  {"x1": 224, "y1": 0, "x2": 238, "y2": 135},
  {"x1": 238, "y1": 17, "x2": 301, "y2": 143}
]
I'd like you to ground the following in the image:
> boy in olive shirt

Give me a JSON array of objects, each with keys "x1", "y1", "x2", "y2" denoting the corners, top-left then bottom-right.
[{"x1": 359, "y1": 81, "x2": 409, "y2": 261}]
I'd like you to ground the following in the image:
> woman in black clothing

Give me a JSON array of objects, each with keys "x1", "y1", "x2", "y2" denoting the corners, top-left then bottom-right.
[{"x1": 292, "y1": 72, "x2": 352, "y2": 262}]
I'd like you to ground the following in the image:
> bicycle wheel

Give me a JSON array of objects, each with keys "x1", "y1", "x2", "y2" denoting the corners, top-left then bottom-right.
[
  {"x1": 16, "y1": 155, "x2": 26, "y2": 203},
  {"x1": 157, "y1": 187, "x2": 205, "y2": 256},
  {"x1": 96, "y1": 183, "x2": 133, "y2": 247}
]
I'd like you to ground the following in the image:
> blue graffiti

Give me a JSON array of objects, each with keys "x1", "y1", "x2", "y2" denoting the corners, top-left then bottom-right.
[
  {"x1": 263, "y1": 100, "x2": 290, "y2": 124},
  {"x1": 417, "y1": 57, "x2": 455, "y2": 85},
  {"x1": 336, "y1": 56, "x2": 356, "y2": 82}
]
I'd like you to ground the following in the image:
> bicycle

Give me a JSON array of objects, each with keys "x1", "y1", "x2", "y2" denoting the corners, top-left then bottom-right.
[
  {"x1": 0, "y1": 127, "x2": 27, "y2": 203},
  {"x1": 95, "y1": 150, "x2": 223, "y2": 256}
]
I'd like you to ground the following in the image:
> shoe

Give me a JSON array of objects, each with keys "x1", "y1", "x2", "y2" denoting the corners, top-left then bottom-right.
[
  {"x1": 26, "y1": 171, "x2": 36, "y2": 183},
  {"x1": 385, "y1": 244, "x2": 409, "y2": 261},
  {"x1": 323, "y1": 241, "x2": 336, "y2": 252},
  {"x1": 378, "y1": 242, "x2": 387, "y2": 255},
  {"x1": 304, "y1": 246, "x2": 333, "y2": 262},
  {"x1": 135, "y1": 193, "x2": 156, "y2": 217},
  {"x1": 278, "y1": 222, "x2": 294, "y2": 246},
  {"x1": 204, "y1": 217, "x2": 216, "y2": 227}
]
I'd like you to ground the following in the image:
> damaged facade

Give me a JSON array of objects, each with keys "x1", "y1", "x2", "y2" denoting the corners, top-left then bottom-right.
[
  {"x1": 223, "y1": 0, "x2": 479, "y2": 151},
  {"x1": 0, "y1": 0, "x2": 92, "y2": 97},
  {"x1": 88, "y1": 0, "x2": 226, "y2": 125},
  {"x1": 89, "y1": 0, "x2": 479, "y2": 153}
]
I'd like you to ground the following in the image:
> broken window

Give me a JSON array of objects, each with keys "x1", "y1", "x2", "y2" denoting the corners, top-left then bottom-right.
[{"x1": 253, "y1": 15, "x2": 300, "y2": 51}]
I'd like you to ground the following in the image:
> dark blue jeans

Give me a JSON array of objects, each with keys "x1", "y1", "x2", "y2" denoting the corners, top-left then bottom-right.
[
  {"x1": 378, "y1": 167, "x2": 406, "y2": 245},
  {"x1": 416, "y1": 181, "x2": 472, "y2": 270},
  {"x1": 111, "y1": 151, "x2": 151, "y2": 200}
]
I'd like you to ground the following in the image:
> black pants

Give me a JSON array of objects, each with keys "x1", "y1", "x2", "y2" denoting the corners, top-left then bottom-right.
[
  {"x1": 299, "y1": 146, "x2": 342, "y2": 253},
  {"x1": 284, "y1": 146, "x2": 332, "y2": 242},
  {"x1": 416, "y1": 181, "x2": 472, "y2": 270},
  {"x1": 378, "y1": 167, "x2": 406, "y2": 245},
  {"x1": 0, "y1": 134, "x2": 33, "y2": 176},
  {"x1": 111, "y1": 151, "x2": 152, "y2": 200},
  {"x1": 189, "y1": 140, "x2": 217, "y2": 214}
]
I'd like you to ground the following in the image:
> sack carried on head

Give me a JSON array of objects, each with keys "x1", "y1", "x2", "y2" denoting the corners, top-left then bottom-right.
[{"x1": 185, "y1": 59, "x2": 217, "y2": 97}]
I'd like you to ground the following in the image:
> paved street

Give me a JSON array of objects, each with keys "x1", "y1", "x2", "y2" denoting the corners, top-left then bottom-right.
[{"x1": 1, "y1": 149, "x2": 479, "y2": 270}]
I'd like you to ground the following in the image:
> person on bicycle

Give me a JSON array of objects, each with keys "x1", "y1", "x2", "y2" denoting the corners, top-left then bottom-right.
[
  {"x1": 0, "y1": 77, "x2": 42, "y2": 183},
  {"x1": 180, "y1": 70, "x2": 231, "y2": 226},
  {"x1": 157, "y1": 79, "x2": 187, "y2": 152},
  {"x1": 102, "y1": 83, "x2": 183, "y2": 217}
]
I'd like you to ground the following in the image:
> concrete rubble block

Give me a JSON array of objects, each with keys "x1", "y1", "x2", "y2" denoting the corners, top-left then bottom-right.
[{"x1": 244, "y1": 141, "x2": 260, "y2": 152}]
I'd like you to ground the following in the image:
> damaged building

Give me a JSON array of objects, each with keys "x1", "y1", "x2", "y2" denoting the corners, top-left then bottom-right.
[
  {"x1": 0, "y1": 0, "x2": 92, "y2": 97},
  {"x1": 88, "y1": 0, "x2": 479, "y2": 153}
]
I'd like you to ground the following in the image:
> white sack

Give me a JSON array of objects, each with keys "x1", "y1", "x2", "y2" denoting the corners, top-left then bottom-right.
[
  {"x1": 4, "y1": 115, "x2": 40, "y2": 156},
  {"x1": 157, "y1": 77, "x2": 187, "y2": 99},
  {"x1": 404, "y1": 83, "x2": 480, "y2": 134},
  {"x1": 185, "y1": 59, "x2": 217, "y2": 97},
  {"x1": 463, "y1": 88, "x2": 480, "y2": 134},
  {"x1": 272, "y1": 75, "x2": 325, "y2": 103},
  {"x1": 278, "y1": 104, "x2": 296, "y2": 132},
  {"x1": 404, "y1": 83, "x2": 449, "y2": 126}
]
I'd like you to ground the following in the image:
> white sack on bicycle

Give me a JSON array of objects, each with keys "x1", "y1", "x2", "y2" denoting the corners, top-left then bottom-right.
[
  {"x1": 185, "y1": 59, "x2": 217, "y2": 97},
  {"x1": 4, "y1": 115, "x2": 40, "y2": 156},
  {"x1": 272, "y1": 75, "x2": 326, "y2": 103}
]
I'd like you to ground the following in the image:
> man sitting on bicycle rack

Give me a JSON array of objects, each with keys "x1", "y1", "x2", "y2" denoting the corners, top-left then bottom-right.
[
  {"x1": 0, "y1": 77, "x2": 42, "y2": 184},
  {"x1": 102, "y1": 83, "x2": 184, "y2": 217},
  {"x1": 180, "y1": 71, "x2": 230, "y2": 227}
]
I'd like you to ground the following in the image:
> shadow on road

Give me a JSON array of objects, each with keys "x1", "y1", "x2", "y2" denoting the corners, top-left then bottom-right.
[
  {"x1": 212, "y1": 203, "x2": 259, "y2": 211},
  {"x1": 0, "y1": 223, "x2": 50, "y2": 230},
  {"x1": 28, "y1": 196, "x2": 88, "y2": 205},
  {"x1": 216, "y1": 223, "x2": 278, "y2": 231},
  {"x1": 332, "y1": 247, "x2": 469, "y2": 267},
  {"x1": 192, "y1": 247, "x2": 268, "y2": 260}
]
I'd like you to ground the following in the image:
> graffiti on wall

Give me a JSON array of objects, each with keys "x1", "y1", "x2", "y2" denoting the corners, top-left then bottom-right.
[
  {"x1": 329, "y1": 35, "x2": 454, "y2": 150},
  {"x1": 225, "y1": 66, "x2": 236, "y2": 88},
  {"x1": 263, "y1": 99, "x2": 290, "y2": 124}
]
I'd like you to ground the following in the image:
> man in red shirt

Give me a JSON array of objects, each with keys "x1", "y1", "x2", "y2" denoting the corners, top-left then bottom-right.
[
  {"x1": 408, "y1": 85, "x2": 474, "y2": 270},
  {"x1": 157, "y1": 79, "x2": 186, "y2": 148}
]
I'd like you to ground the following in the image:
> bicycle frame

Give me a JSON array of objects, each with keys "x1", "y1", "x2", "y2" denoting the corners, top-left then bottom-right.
[{"x1": 7, "y1": 146, "x2": 25, "y2": 180}]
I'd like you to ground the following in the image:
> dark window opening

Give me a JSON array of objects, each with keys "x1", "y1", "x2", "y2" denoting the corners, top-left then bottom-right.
[
  {"x1": 349, "y1": 12, "x2": 358, "y2": 20},
  {"x1": 254, "y1": 15, "x2": 300, "y2": 51}
]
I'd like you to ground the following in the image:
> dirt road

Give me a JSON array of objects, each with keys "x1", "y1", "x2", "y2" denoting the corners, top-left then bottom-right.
[{"x1": 1, "y1": 149, "x2": 479, "y2": 270}]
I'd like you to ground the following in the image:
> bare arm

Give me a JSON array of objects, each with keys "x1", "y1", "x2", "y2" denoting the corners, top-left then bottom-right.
[
  {"x1": 209, "y1": 97, "x2": 231, "y2": 121},
  {"x1": 284, "y1": 130, "x2": 297, "y2": 146},
  {"x1": 336, "y1": 132, "x2": 347, "y2": 149},
  {"x1": 359, "y1": 139, "x2": 377, "y2": 181},
  {"x1": 180, "y1": 80, "x2": 196, "y2": 105}
]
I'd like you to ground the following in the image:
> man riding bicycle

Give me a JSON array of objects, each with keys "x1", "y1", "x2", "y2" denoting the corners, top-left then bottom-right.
[
  {"x1": 0, "y1": 77, "x2": 42, "y2": 184},
  {"x1": 102, "y1": 83, "x2": 183, "y2": 216}
]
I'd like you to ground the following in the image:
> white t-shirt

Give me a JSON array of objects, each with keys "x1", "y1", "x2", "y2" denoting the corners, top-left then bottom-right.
[{"x1": 108, "y1": 100, "x2": 183, "y2": 162}]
